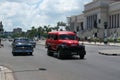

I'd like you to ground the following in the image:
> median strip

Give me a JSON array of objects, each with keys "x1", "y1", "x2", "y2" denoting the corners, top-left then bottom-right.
[{"x1": 98, "y1": 50, "x2": 120, "y2": 56}]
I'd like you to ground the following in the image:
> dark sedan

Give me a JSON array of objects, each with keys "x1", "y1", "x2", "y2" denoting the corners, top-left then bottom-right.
[
  {"x1": 29, "y1": 39, "x2": 36, "y2": 48},
  {"x1": 12, "y1": 38, "x2": 34, "y2": 56}
]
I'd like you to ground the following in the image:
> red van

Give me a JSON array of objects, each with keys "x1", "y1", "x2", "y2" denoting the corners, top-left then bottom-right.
[{"x1": 45, "y1": 31, "x2": 86, "y2": 59}]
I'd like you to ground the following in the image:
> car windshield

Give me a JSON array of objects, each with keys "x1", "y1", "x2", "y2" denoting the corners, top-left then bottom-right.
[
  {"x1": 59, "y1": 34, "x2": 76, "y2": 40},
  {"x1": 29, "y1": 39, "x2": 34, "y2": 42},
  {"x1": 15, "y1": 39, "x2": 29, "y2": 43}
]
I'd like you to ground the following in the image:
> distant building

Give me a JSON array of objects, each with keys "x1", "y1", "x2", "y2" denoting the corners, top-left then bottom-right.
[
  {"x1": 67, "y1": 0, "x2": 120, "y2": 39},
  {"x1": 0, "y1": 21, "x2": 4, "y2": 34},
  {"x1": 3, "y1": 31, "x2": 13, "y2": 38},
  {"x1": 13, "y1": 28, "x2": 22, "y2": 34}
]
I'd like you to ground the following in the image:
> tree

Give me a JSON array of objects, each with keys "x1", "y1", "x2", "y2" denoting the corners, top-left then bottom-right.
[
  {"x1": 57, "y1": 21, "x2": 66, "y2": 26},
  {"x1": 37, "y1": 26, "x2": 43, "y2": 38},
  {"x1": 57, "y1": 21, "x2": 67, "y2": 31},
  {"x1": 43, "y1": 25, "x2": 52, "y2": 33},
  {"x1": 28, "y1": 26, "x2": 37, "y2": 38}
]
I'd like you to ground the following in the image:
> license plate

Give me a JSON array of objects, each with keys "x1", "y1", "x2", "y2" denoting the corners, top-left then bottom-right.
[
  {"x1": 72, "y1": 52, "x2": 77, "y2": 55},
  {"x1": 71, "y1": 44, "x2": 77, "y2": 46}
]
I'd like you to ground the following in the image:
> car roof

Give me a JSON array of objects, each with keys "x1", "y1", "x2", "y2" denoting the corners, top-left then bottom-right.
[{"x1": 48, "y1": 31, "x2": 75, "y2": 35}]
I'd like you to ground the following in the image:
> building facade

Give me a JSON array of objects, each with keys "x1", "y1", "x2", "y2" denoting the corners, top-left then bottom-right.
[
  {"x1": 67, "y1": 0, "x2": 120, "y2": 40},
  {"x1": 13, "y1": 28, "x2": 22, "y2": 34}
]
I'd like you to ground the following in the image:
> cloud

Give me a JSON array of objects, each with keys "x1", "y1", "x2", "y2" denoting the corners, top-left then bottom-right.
[
  {"x1": 39, "y1": 0, "x2": 83, "y2": 13},
  {"x1": 0, "y1": 0, "x2": 92, "y2": 31}
]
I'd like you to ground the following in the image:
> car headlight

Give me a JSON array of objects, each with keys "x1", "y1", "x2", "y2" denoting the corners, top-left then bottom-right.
[
  {"x1": 61, "y1": 42, "x2": 67, "y2": 47},
  {"x1": 18, "y1": 43, "x2": 22, "y2": 45}
]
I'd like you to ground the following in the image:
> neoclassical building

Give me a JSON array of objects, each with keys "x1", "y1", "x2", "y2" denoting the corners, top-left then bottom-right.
[{"x1": 67, "y1": 0, "x2": 120, "y2": 39}]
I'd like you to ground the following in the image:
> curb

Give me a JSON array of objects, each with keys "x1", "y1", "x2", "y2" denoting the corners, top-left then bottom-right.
[
  {"x1": 98, "y1": 51, "x2": 120, "y2": 56},
  {"x1": 79, "y1": 42, "x2": 120, "y2": 47},
  {"x1": 37, "y1": 40, "x2": 120, "y2": 47}
]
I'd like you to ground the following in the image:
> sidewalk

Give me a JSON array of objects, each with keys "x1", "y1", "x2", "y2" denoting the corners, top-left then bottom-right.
[
  {"x1": 79, "y1": 41, "x2": 120, "y2": 46},
  {"x1": 37, "y1": 40, "x2": 120, "y2": 56},
  {"x1": 0, "y1": 66, "x2": 14, "y2": 80}
]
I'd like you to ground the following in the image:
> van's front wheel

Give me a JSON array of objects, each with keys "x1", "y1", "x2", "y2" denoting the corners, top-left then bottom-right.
[
  {"x1": 57, "y1": 49, "x2": 63, "y2": 59},
  {"x1": 79, "y1": 54, "x2": 85, "y2": 59},
  {"x1": 79, "y1": 50, "x2": 86, "y2": 59},
  {"x1": 47, "y1": 49, "x2": 53, "y2": 56}
]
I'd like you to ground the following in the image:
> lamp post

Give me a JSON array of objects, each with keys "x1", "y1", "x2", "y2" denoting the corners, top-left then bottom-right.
[
  {"x1": 0, "y1": 29, "x2": 2, "y2": 45},
  {"x1": 104, "y1": 22, "x2": 108, "y2": 44}
]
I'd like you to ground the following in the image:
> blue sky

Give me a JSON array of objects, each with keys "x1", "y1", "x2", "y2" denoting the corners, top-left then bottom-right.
[{"x1": 0, "y1": 0, "x2": 92, "y2": 31}]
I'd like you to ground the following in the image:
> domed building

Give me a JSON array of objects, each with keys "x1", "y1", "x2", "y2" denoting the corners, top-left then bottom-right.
[{"x1": 67, "y1": 0, "x2": 120, "y2": 40}]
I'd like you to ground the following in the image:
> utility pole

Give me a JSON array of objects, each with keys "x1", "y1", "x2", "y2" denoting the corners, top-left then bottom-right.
[{"x1": 0, "y1": 22, "x2": 3, "y2": 45}]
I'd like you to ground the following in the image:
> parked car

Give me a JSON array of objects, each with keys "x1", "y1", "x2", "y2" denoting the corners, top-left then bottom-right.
[
  {"x1": 29, "y1": 39, "x2": 36, "y2": 48},
  {"x1": 9, "y1": 38, "x2": 13, "y2": 42},
  {"x1": 45, "y1": 31, "x2": 86, "y2": 59},
  {"x1": 12, "y1": 38, "x2": 34, "y2": 56}
]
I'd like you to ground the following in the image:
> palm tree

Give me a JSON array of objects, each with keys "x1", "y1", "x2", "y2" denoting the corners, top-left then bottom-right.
[{"x1": 28, "y1": 26, "x2": 37, "y2": 38}]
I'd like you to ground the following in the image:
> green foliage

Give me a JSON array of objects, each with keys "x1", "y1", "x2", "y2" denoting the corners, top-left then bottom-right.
[
  {"x1": 108, "y1": 39, "x2": 114, "y2": 42},
  {"x1": 117, "y1": 38, "x2": 120, "y2": 42},
  {"x1": 11, "y1": 32, "x2": 26, "y2": 38},
  {"x1": 89, "y1": 38, "x2": 101, "y2": 42},
  {"x1": 27, "y1": 26, "x2": 38, "y2": 38},
  {"x1": 27, "y1": 21, "x2": 67, "y2": 38},
  {"x1": 26, "y1": 25, "x2": 52, "y2": 39},
  {"x1": 57, "y1": 21, "x2": 66, "y2": 26}
]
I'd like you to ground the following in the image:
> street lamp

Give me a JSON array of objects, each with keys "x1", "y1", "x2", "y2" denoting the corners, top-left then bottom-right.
[{"x1": 104, "y1": 22, "x2": 108, "y2": 44}]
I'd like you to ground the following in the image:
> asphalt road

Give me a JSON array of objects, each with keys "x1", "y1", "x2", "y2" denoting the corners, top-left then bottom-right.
[{"x1": 0, "y1": 41, "x2": 120, "y2": 80}]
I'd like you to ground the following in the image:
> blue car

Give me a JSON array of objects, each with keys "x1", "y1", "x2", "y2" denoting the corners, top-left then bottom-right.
[
  {"x1": 12, "y1": 38, "x2": 34, "y2": 56},
  {"x1": 29, "y1": 39, "x2": 36, "y2": 48}
]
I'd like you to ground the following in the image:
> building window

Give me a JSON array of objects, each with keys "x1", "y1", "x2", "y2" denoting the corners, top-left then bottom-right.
[
  {"x1": 81, "y1": 22, "x2": 84, "y2": 30},
  {"x1": 118, "y1": 14, "x2": 119, "y2": 28},
  {"x1": 109, "y1": 16, "x2": 111, "y2": 29},
  {"x1": 98, "y1": 19, "x2": 101, "y2": 24},
  {"x1": 77, "y1": 26, "x2": 79, "y2": 32},
  {"x1": 112, "y1": 15, "x2": 113, "y2": 28},
  {"x1": 94, "y1": 33, "x2": 97, "y2": 37},
  {"x1": 94, "y1": 20, "x2": 97, "y2": 28},
  {"x1": 115, "y1": 14, "x2": 116, "y2": 28},
  {"x1": 87, "y1": 17, "x2": 89, "y2": 29}
]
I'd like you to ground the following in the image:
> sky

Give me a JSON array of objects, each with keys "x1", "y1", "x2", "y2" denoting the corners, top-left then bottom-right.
[{"x1": 0, "y1": 0, "x2": 92, "y2": 31}]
